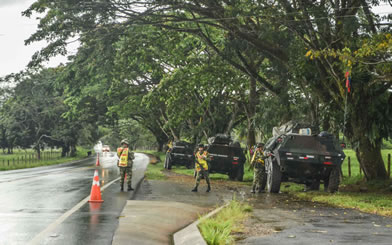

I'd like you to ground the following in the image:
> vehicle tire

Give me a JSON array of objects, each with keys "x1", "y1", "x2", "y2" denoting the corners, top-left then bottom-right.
[
  {"x1": 235, "y1": 166, "x2": 244, "y2": 181},
  {"x1": 266, "y1": 158, "x2": 282, "y2": 193},
  {"x1": 228, "y1": 170, "x2": 236, "y2": 180},
  {"x1": 328, "y1": 166, "x2": 340, "y2": 193}
]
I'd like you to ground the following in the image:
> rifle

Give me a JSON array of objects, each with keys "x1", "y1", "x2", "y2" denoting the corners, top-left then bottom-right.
[
  {"x1": 248, "y1": 161, "x2": 254, "y2": 171},
  {"x1": 194, "y1": 155, "x2": 207, "y2": 176},
  {"x1": 249, "y1": 152, "x2": 271, "y2": 171}
]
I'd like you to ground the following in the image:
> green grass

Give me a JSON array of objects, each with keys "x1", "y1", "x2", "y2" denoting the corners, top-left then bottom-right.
[
  {"x1": 341, "y1": 149, "x2": 392, "y2": 178},
  {"x1": 282, "y1": 148, "x2": 392, "y2": 217},
  {"x1": 282, "y1": 182, "x2": 392, "y2": 217},
  {"x1": 0, "y1": 147, "x2": 90, "y2": 171},
  {"x1": 140, "y1": 150, "x2": 392, "y2": 217},
  {"x1": 198, "y1": 200, "x2": 252, "y2": 245},
  {"x1": 136, "y1": 150, "x2": 167, "y2": 180}
]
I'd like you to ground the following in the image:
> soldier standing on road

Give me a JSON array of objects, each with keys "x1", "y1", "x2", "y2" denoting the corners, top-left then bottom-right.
[
  {"x1": 250, "y1": 143, "x2": 269, "y2": 193},
  {"x1": 117, "y1": 139, "x2": 135, "y2": 191},
  {"x1": 192, "y1": 144, "x2": 211, "y2": 193}
]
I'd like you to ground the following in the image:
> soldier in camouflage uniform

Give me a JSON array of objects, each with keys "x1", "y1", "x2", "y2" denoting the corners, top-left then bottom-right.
[
  {"x1": 250, "y1": 143, "x2": 269, "y2": 193},
  {"x1": 192, "y1": 144, "x2": 211, "y2": 192},
  {"x1": 117, "y1": 139, "x2": 135, "y2": 191}
]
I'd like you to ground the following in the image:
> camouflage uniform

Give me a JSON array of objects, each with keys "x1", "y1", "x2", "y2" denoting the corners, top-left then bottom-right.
[
  {"x1": 250, "y1": 149, "x2": 268, "y2": 193},
  {"x1": 192, "y1": 149, "x2": 211, "y2": 192},
  {"x1": 117, "y1": 143, "x2": 135, "y2": 191}
]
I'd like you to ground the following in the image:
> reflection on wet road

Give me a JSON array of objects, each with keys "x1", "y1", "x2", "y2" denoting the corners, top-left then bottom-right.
[{"x1": 0, "y1": 153, "x2": 149, "y2": 245}]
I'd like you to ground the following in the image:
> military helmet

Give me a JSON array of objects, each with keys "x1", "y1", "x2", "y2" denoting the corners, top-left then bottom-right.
[
  {"x1": 257, "y1": 143, "x2": 265, "y2": 148},
  {"x1": 121, "y1": 139, "x2": 129, "y2": 145},
  {"x1": 198, "y1": 143, "x2": 204, "y2": 148}
]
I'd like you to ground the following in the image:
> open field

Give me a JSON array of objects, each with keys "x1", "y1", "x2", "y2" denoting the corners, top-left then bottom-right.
[{"x1": 0, "y1": 147, "x2": 91, "y2": 171}]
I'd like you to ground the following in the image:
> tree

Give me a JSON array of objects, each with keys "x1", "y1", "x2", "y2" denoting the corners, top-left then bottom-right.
[{"x1": 24, "y1": 0, "x2": 392, "y2": 179}]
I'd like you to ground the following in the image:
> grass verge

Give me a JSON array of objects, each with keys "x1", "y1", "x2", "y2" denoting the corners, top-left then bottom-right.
[
  {"x1": 136, "y1": 150, "x2": 167, "y2": 180},
  {"x1": 0, "y1": 147, "x2": 90, "y2": 171},
  {"x1": 282, "y1": 148, "x2": 392, "y2": 216},
  {"x1": 282, "y1": 178, "x2": 392, "y2": 217},
  {"x1": 198, "y1": 200, "x2": 252, "y2": 245}
]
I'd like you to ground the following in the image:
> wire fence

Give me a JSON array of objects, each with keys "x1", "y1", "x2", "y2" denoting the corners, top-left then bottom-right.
[
  {"x1": 0, "y1": 151, "x2": 63, "y2": 168},
  {"x1": 346, "y1": 153, "x2": 391, "y2": 178}
]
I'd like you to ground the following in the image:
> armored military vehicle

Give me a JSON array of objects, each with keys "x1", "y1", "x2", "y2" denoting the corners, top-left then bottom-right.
[
  {"x1": 206, "y1": 134, "x2": 246, "y2": 181},
  {"x1": 264, "y1": 121, "x2": 345, "y2": 193},
  {"x1": 164, "y1": 141, "x2": 194, "y2": 169}
]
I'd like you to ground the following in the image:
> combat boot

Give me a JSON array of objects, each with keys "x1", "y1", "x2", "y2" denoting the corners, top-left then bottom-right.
[
  {"x1": 191, "y1": 186, "x2": 198, "y2": 192},
  {"x1": 120, "y1": 184, "x2": 124, "y2": 191},
  {"x1": 206, "y1": 185, "x2": 211, "y2": 192},
  {"x1": 128, "y1": 185, "x2": 134, "y2": 191}
]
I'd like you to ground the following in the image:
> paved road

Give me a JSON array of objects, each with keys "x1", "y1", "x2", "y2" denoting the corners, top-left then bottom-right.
[
  {"x1": 0, "y1": 152, "x2": 149, "y2": 245},
  {"x1": 115, "y1": 174, "x2": 392, "y2": 245},
  {"x1": 239, "y1": 193, "x2": 392, "y2": 245}
]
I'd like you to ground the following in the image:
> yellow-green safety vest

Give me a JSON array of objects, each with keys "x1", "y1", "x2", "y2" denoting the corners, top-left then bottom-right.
[
  {"x1": 195, "y1": 151, "x2": 208, "y2": 171},
  {"x1": 117, "y1": 147, "x2": 129, "y2": 167},
  {"x1": 251, "y1": 151, "x2": 265, "y2": 166}
]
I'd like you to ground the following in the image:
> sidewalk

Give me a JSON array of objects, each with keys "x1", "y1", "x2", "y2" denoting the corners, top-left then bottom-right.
[
  {"x1": 112, "y1": 200, "x2": 205, "y2": 245},
  {"x1": 112, "y1": 178, "x2": 241, "y2": 244},
  {"x1": 114, "y1": 175, "x2": 392, "y2": 245}
]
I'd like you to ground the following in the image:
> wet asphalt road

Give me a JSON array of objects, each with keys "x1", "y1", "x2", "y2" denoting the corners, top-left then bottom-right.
[
  {"x1": 0, "y1": 152, "x2": 149, "y2": 245},
  {"x1": 239, "y1": 193, "x2": 392, "y2": 245},
  {"x1": 135, "y1": 174, "x2": 392, "y2": 245}
]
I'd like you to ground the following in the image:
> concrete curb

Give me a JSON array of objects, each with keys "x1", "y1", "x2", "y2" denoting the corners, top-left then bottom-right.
[{"x1": 173, "y1": 202, "x2": 230, "y2": 245}]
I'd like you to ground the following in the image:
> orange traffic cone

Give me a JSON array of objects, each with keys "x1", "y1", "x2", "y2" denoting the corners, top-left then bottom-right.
[
  {"x1": 89, "y1": 170, "x2": 104, "y2": 203},
  {"x1": 96, "y1": 153, "x2": 100, "y2": 166}
]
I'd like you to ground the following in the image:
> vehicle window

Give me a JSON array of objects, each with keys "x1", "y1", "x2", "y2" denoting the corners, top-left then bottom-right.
[
  {"x1": 283, "y1": 135, "x2": 336, "y2": 154},
  {"x1": 172, "y1": 147, "x2": 192, "y2": 154}
]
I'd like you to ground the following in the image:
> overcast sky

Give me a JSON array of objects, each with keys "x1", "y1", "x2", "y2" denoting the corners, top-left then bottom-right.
[
  {"x1": 0, "y1": 0, "x2": 70, "y2": 77},
  {"x1": 0, "y1": 1, "x2": 391, "y2": 78}
]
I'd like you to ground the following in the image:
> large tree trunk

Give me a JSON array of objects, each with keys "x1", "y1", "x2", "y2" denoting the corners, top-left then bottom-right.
[
  {"x1": 351, "y1": 108, "x2": 387, "y2": 180},
  {"x1": 36, "y1": 147, "x2": 41, "y2": 160},
  {"x1": 355, "y1": 136, "x2": 387, "y2": 180},
  {"x1": 70, "y1": 145, "x2": 77, "y2": 157},
  {"x1": 62, "y1": 145, "x2": 69, "y2": 157},
  {"x1": 157, "y1": 141, "x2": 165, "y2": 152},
  {"x1": 246, "y1": 78, "x2": 257, "y2": 147}
]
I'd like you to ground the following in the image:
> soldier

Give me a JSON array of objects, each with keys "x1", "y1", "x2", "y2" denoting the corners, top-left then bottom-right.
[
  {"x1": 117, "y1": 139, "x2": 135, "y2": 191},
  {"x1": 192, "y1": 144, "x2": 211, "y2": 192},
  {"x1": 250, "y1": 143, "x2": 269, "y2": 193}
]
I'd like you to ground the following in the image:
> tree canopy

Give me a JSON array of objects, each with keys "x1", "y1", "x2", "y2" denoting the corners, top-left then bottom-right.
[{"x1": 0, "y1": 0, "x2": 390, "y2": 180}]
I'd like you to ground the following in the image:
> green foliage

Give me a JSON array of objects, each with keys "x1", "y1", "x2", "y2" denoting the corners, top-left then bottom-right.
[
  {"x1": 0, "y1": 146, "x2": 90, "y2": 171},
  {"x1": 283, "y1": 183, "x2": 392, "y2": 217},
  {"x1": 15, "y1": 0, "x2": 392, "y2": 179},
  {"x1": 140, "y1": 151, "x2": 167, "y2": 180}
]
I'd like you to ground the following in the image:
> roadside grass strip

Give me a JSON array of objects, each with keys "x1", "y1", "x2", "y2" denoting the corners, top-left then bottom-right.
[
  {"x1": 198, "y1": 200, "x2": 252, "y2": 245},
  {"x1": 0, "y1": 147, "x2": 90, "y2": 171},
  {"x1": 282, "y1": 181, "x2": 392, "y2": 217},
  {"x1": 138, "y1": 150, "x2": 167, "y2": 180}
]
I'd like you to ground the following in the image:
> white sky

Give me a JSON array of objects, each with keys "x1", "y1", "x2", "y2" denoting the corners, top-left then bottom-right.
[
  {"x1": 0, "y1": 0, "x2": 73, "y2": 77},
  {"x1": 0, "y1": 1, "x2": 391, "y2": 78}
]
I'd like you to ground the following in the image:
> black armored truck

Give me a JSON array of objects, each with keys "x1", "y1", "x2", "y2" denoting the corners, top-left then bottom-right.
[
  {"x1": 164, "y1": 141, "x2": 195, "y2": 169},
  {"x1": 206, "y1": 134, "x2": 246, "y2": 181},
  {"x1": 264, "y1": 122, "x2": 345, "y2": 193}
]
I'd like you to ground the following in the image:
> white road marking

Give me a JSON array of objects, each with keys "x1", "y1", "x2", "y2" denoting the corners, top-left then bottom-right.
[
  {"x1": 28, "y1": 153, "x2": 148, "y2": 244},
  {"x1": 28, "y1": 176, "x2": 120, "y2": 245}
]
